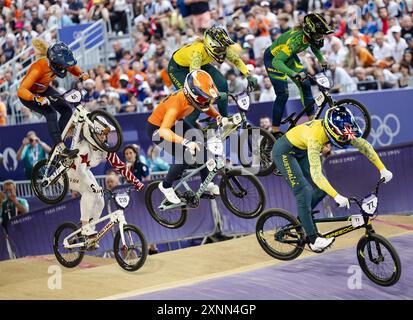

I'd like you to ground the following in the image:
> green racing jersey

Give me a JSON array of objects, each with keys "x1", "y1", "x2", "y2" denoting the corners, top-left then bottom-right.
[{"x1": 268, "y1": 28, "x2": 326, "y2": 77}]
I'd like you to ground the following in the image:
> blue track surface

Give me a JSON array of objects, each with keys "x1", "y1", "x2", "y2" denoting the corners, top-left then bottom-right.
[{"x1": 127, "y1": 234, "x2": 413, "y2": 300}]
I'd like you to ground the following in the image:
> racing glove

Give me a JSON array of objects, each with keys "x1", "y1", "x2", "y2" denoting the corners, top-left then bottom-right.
[
  {"x1": 292, "y1": 72, "x2": 307, "y2": 82},
  {"x1": 79, "y1": 73, "x2": 90, "y2": 82},
  {"x1": 34, "y1": 95, "x2": 51, "y2": 106},
  {"x1": 334, "y1": 194, "x2": 350, "y2": 209},
  {"x1": 320, "y1": 61, "x2": 329, "y2": 73},
  {"x1": 182, "y1": 139, "x2": 201, "y2": 156},
  {"x1": 380, "y1": 168, "x2": 393, "y2": 183},
  {"x1": 246, "y1": 75, "x2": 258, "y2": 90}
]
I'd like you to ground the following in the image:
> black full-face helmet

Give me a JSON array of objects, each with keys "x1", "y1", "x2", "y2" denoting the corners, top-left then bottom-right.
[
  {"x1": 302, "y1": 13, "x2": 334, "y2": 48},
  {"x1": 46, "y1": 41, "x2": 77, "y2": 78}
]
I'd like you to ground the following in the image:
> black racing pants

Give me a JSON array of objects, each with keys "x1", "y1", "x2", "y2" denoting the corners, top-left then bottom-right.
[
  {"x1": 19, "y1": 87, "x2": 72, "y2": 145},
  {"x1": 146, "y1": 120, "x2": 211, "y2": 188}
]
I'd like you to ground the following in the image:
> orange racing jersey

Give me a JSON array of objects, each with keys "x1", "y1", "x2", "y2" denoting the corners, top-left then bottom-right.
[
  {"x1": 148, "y1": 90, "x2": 220, "y2": 144},
  {"x1": 17, "y1": 57, "x2": 82, "y2": 101}
]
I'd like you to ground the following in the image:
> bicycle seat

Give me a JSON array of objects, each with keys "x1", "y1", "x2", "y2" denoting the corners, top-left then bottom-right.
[{"x1": 280, "y1": 112, "x2": 296, "y2": 125}]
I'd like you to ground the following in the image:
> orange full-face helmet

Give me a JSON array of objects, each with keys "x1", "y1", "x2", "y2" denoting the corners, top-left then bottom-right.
[{"x1": 183, "y1": 70, "x2": 219, "y2": 112}]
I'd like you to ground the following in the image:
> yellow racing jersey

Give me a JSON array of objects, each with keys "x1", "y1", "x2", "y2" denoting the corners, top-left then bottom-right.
[
  {"x1": 285, "y1": 120, "x2": 385, "y2": 197},
  {"x1": 172, "y1": 40, "x2": 249, "y2": 75}
]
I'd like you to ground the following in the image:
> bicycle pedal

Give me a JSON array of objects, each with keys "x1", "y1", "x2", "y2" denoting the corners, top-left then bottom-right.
[{"x1": 200, "y1": 193, "x2": 216, "y2": 199}]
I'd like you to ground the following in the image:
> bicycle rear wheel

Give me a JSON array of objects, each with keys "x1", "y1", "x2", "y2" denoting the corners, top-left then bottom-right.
[
  {"x1": 53, "y1": 222, "x2": 85, "y2": 268},
  {"x1": 87, "y1": 110, "x2": 123, "y2": 153},
  {"x1": 238, "y1": 127, "x2": 276, "y2": 176},
  {"x1": 220, "y1": 169, "x2": 265, "y2": 219},
  {"x1": 256, "y1": 209, "x2": 305, "y2": 260},
  {"x1": 31, "y1": 159, "x2": 69, "y2": 204},
  {"x1": 356, "y1": 233, "x2": 401, "y2": 286},
  {"x1": 114, "y1": 224, "x2": 148, "y2": 272},
  {"x1": 144, "y1": 181, "x2": 187, "y2": 229},
  {"x1": 335, "y1": 99, "x2": 371, "y2": 139}
]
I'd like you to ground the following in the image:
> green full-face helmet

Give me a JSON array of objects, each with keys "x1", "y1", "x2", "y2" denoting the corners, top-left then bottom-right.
[{"x1": 204, "y1": 26, "x2": 235, "y2": 63}]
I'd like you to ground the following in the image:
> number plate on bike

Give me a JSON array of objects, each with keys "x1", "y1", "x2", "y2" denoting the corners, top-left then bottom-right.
[
  {"x1": 315, "y1": 92, "x2": 325, "y2": 106},
  {"x1": 206, "y1": 159, "x2": 216, "y2": 171},
  {"x1": 237, "y1": 93, "x2": 250, "y2": 111},
  {"x1": 232, "y1": 113, "x2": 242, "y2": 125},
  {"x1": 115, "y1": 193, "x2": 130, "y2": 209},
  {"x1": 64, "y1": 90, "x2": 82, "y2": 103},
  {"x1": 351, "y1": 214, "x2": 364, "y2": 228},
  {"x1": 361, "y1": 195, "x2": 378, "y2": 215}
]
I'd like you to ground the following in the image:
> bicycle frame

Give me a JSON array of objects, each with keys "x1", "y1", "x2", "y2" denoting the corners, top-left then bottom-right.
[
  {"x1": 158, "y1": 156, "x2": 226, "y2": 211},
  {"x1": 283, "y1": 87, "x2": 334, "y2": 130},
  {"x1": 279, "y1": 179, "x2": 383, "y2": 245},
  {"x1": 63, "y1": 208, "x2": 127, "y2": 249},
  {"x1": 41, "y1": 99, "x2": 96, "y2": 187}
]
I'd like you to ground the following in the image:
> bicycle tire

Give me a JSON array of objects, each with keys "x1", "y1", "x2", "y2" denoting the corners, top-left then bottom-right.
[
  {"x1": 31, "y1": 159, "x2": 69, "y2": 205},
  {"x1": 238, "y1": 127, "x2": 276, "y2": 176},
  {"x1": 220, "y1": 169, "x2": 265, "y2": 219},
  {"x1": 144, "y1": 181, "x2": 187, "y2": 229},
  {"x1": 88, "y1": 110, "x2": 123, "y2": 153},
  {"x1": 114, "y1": 224, "x2": 148, "y2": 272},
  {"x1": 335, "y1": 98, "x2": 371, "y2": 139},
  {"x1": 256, "y1": 209, "x2": 305, "y2": 261},
  {"x1": 356, "y1": 233, "x2": 401, "y2": 286},
  {"x1": 53, "y1": 222, "x2": 85, "y2": 268}
]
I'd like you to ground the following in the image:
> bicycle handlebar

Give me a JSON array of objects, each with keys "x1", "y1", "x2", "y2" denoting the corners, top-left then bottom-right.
[{"x1": 346, "y1": 178, "x2": 385, "y2": 209}]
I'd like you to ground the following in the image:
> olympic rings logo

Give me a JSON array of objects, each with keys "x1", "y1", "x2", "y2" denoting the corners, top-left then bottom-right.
[{"x1": 369, "y1": 114, "x2": 401, "y2": 147}]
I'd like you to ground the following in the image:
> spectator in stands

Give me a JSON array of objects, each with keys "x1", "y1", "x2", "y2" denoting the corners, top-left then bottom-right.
[
  {"x1": 353, "y1": 67, "x2": 378, "y2": 91},
  {"x1": 0, "y1": 95, "x2": 7, "y2": 126},
  {"x1": 16, "y1": 130, "x2": 51, "y2": 179},
  {"x1": 67, "y1": 0, "x2": 83, "y2": 24},
  {"x1": 259, "y1": 116, "x2": 272, "y2": 132},
  {"x1": 147, "y1": 145, "x2": 170, "y2": 172},
  {"x1": 141, "y1": 97, "x2": 154, "y2": 113},
  {"x1": 344, "y1": 37, "x2": 375, "y2": 71},
  {"x1": 259, "y1": 76, "x2": 276, "y2": 102},
  {"x1": 372, "y1": 31, "x2": 393, "y2": 61},
  {"x1": 188, "y1": 0, "x2": 211, "y2": 33},
  {"x1": 373, "y1": 67, "x2": 397, "y2": 89},
  {"x1": 1, "y1": 180, "x2": 29, "y2": 231},
  {"x1": 105, "y1": 170, "x2": 121, "y2": 191},
  {"x1": 400, "y1": 15, "x2": 413, "y2": 39},
  {"x1": 389, "y1": 25, "x2": 408, "y2": 63},
  {"x1": 226, "y1": 69, "x2": 247, "y2": 94},
  {"x1": 83, "y1": 78, "x2": 100, "y2": 108},
  {"x1": 327, "y1": 61, "x2": 357, "y2": 93},
  {"x1": 397, "y1": 62, "x2": 413, "y2": 87},
  {"x1": 123, "y1": 144, "x2": 150, "y2": 182},
  {"x1": 328, "y1": 38, "x2": 347, "y2": 66}
]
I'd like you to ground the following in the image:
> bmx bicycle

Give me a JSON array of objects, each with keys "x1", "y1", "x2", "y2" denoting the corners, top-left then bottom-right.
[
  {"x1": 197, "y1": 89, "x2": 276, "y2": 176},
  {"x1": 145, "y1": 123, "x2": 266, "y2": 229},
  {"x1": 53, "y1": 186, "x2": 148, "y2": 272},
  {"x1": 270, "y1": 71, "x2": 372, "y2": 175},
  {"x1": 255, "y1": 179, "x2": 401, "y2": 286},
  {"x1": 31, "y1": 89, "x2": 123, "y2": 204}
]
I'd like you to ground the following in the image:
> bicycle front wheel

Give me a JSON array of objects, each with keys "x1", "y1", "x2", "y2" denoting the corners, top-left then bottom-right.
[
  {"x1": 114, "y1": 224, "x2": 148, "y2": 272},
  {"x1": 53, "y1": 222, "x2": 85, "y2": 268},
  {"x1": 144, "y1": 181, "x2": 187, "y2": 229},
  {"x1": 335, "y1": 98, "x2": 371, "y2": 139},
  {"x1": 31, "y1": 159, "x2": 69, "y2": 204},
  {"x1": 87, "y1": 110, "x2": 123, "y2": 153},
  {"x1": 357, "y1": 233, "x2": 401, "y2": 286},
  {"x1": 256, "y1": 209, "x2": 305, "y2": 261},
  {"x1": 220, "y1": 169, "x2": 265, "y2": 219}
]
